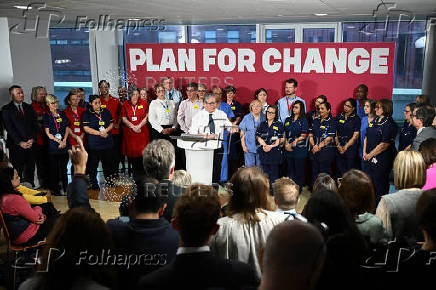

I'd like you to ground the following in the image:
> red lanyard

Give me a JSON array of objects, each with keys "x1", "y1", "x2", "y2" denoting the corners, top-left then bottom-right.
[
  {"x1": 286, "y1": 97, "x2": 294, "y2": 115},
  {"x1": 71, "y1": 108, "x2": 79, "y2": 123},
  {"x1": 132, "y1": 105, "x2": 137, "y2": 116},
  {"x1": 95, "y1": 111, "x2": 102, "y2": 122},
  {"x1": 51, "y1": 111, "x2": 60, "y2": 133}
]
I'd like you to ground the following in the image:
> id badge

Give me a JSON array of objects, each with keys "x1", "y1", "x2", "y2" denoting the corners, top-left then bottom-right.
[
  {"x1": 132, "y1": 116, "x2": 137, "y2": 121},
  {"x1": 271, "y1": 136, "x2": 278, "y2": 141},
  {"x1": 56, "y1": 118, "x2": 62, "y2": 123},
  {"x1": 99, "y1": 121, "x2": 105, "y2": 126},
  {"x1": 74, "y1": 121, "x2": 80, "y2": 126},
  {"x1": 74, "y1": 127, "x2": 81, "y2": 133},
  {"x1": 99, "y1": 126, "x2": 106, "y2": 132},
  {"x1": 54, "y1": 133, "x2": 62, "y2": 140}
]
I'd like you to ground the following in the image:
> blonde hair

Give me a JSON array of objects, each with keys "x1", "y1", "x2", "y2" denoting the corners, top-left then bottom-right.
[
  {"x1": 172, "y1": 170, "x2": 192, "y2": 188},
  {"x1": 45, "y1": 94, "x2": 58, "y2": 105},
  {"x1": 272, "y1": 177, "x2": 299, "y2": 209},
  {"x1": 31, "y1": 86, "x2": 47, "y2": 102},
  {"x1": 394, "y1": 151, "x2": 426, "y2": 190},
  {"x1": 249, "y1": 99, "x2": 262, "y2": 112},
  {"x1": 198, "y1": 84, "x2": 207, "y2": 90}
]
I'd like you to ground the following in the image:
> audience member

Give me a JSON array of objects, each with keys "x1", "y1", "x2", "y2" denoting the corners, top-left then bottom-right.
[
  {"x1": 259, "y1": 220, "x2": 326, "y2": 290},
  {"x1": 19, "y1": 207, "x2": 115, "y2": 290},
  {"x1": 415, "y1": 94, "x2": 430, "y2": 106},
  {"x1": 411, "y1": 104, "x2": 436, "y2": 151},
  {"x1": 138, "y1": 185, "x2": 259, "y2": 289},
  {"x1": 172, "y1": 170, "x2": 191, "y2": 188},
  {"x1": 338, "y1": 169, "x2": 388, "y2": 247},
  {"x1": 272, "y1": 177, "x2": 305, "y2": 220},
  {"x1": 419, "y1": 138, "x2": 436, "y2": 190},
  {"x1": 398, "y1": 102, "x2": 417, "y2": 151},
  {"x1": 313, "y1": 173, "x2": 337, "y2": 193},
  {"x1": 210, "y1": 166, "x2": 284, "y2": 278},
  {"x1": 107, "y1": 177, "x2": 179, "y2": 289},
  {"x1": 376, "y1": 150, "x2": 426, "y2": 243},
  {"x1": 302, "y1": 189, "x2": 368, "y2": 290}
]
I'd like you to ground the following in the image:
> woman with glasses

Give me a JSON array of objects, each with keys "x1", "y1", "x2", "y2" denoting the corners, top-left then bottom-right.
[
  {"x1": 148, "y1": 83, "x2": 177, "y2": 141},
  {"x1": 239, "y1": 99, "x2": 265, "y2": 167},
  {"x1": 359, "y1": 99, "x2": 376, "y2": 171},
  {"x1": 256, "y1": 105, "x2": 284, "y2": 185},
  {"x1": 43, "y1": 94, "x2": 74, "y2": 195},
  {"x1": 283, "y1": 100, "x2": 308, "y2": 190},
  {"x1": 398, "y1": 102, "x2": 417, "y2": 151},
  {"x1": 307, "y1": 95, "x2": 327, "y2": 129},
  {"x1": 225, "y1": 86, "x2": 244, "y2": 177},
  {"x1": 197, "y1": 83, "x2": 207, "y2": 101},
  {"x1": 363, "y1": 99, "x2": 398, "y2": 203},
  {"x1": 308, "y1": 102, "x2": 336, "y2": 185},
  {"x1": 335, "y1": 98, "x2": 361, "y2": 178},
  {"x1": 82, "y1": 95, "x2": 115, "y2": 190}
]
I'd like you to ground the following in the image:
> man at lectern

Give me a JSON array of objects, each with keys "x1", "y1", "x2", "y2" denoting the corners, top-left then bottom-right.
[{"x1": 189, "y1": 93, "x2": 236, "y2": 183}]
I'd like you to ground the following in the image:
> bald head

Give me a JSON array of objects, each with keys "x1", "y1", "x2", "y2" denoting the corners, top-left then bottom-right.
[{"x1": 260, "y1": 220, "x2": 326, "y2": 290}]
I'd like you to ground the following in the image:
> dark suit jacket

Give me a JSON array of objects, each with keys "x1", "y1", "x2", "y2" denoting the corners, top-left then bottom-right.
[
  {"x1": 411, "y1": 126, "x2": 436, "y2": 151},
  {"x1": 2, "y1": 101, "x2": 38, "y2": 147},
  {"x1": 138, "y1": 251, "x2": 259, "y2": 290}
]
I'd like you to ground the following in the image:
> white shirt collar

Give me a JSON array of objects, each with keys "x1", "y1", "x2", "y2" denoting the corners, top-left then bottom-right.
[
  {"x1": 417, "y1": 127, "x2": 425, "y2": 135},
  {"x1": 177, "y1": 246, "x2": 210, "y2": 255}
]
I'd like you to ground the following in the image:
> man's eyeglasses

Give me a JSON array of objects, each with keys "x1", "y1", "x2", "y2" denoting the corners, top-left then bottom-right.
[{"x1": 206, "y1": 102, "x2": 216, "y2": 105}]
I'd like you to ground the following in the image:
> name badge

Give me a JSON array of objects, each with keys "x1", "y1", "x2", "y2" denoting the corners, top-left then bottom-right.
[
  {"x1": 54, "y1": 133, "x2": 62, "y2": 140},
  {"x1": 320, "y1": 126, "x2": 326, "y2": 129},
  {"x1": 165, "y1": 109, "x2": 170, "y2": 113},
  {"x1": 74, "y1": 121, "x2": 80, "y2": 126},
  {"x1": 74, "y1": 127, "x2": 81, "y2": 133},
  {"x1": 56, "y1": 118, "x2": 62, "y2": 122},
  {"x1": 138, "y1": 105, "x2": 143, "y2": 109},
  {"x1": 132, "y1": 116, "x2": 137, "y2": 121},
  {"x1": 100, "y1": 104, "x2": 107, "y2": 108},
  {"x1": 273, "y1": 126, "x2": 278, "y2": 130},
  {"x1": 231, "y1": 106, "x2": 236, "y2": 110},
  {"x1": 339, "y1": 119, "x2": 345, "y2": 124},
  {"x1": 193, "y1": 105, "x2": 199, "y2": 109},
  {"x1": 37, "y1": 116, "x2": 43, "y2": 121},
  {"x1": 285, "y1": 122, "x2": 290, "y2": 126},
  {"x1": 369, "y1": 123, "x2": 373, "y2": 128},
  {"x1": 99, "y1": 121, "x2": 105, "y2": 126}
]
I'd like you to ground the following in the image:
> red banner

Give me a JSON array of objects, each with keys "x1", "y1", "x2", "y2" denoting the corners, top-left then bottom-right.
[{"x1": 126, "y1": 42, "x2": 395, "y2": 114}]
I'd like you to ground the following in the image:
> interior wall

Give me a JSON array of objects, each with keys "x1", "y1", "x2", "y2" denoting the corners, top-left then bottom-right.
[{"x1": 0, "y1": 18, "x2": 14, "y2": 106}]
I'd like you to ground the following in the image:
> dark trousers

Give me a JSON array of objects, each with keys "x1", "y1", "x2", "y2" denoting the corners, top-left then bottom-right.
[
  {"x1": 262, "y1": 163, "x2": 279, "y2": 185},
  {"x1": 9, "y1": 145, "x2": 35, "y2": 186},
  {"x1": 128, "y1": 157, "x2": 145, "y2": 180},
  {"x1": 364, "y1": 161, "x2": 391, "y2": 204},
  {"x1": 35, "y1": 144, "x2": 49, "y2": 188},
  {"x1": 112, "y1": 134, "x2": 122, "y2": 175},
  {"x1": 311, "y1": 159, "x2": 332, "y2": 186},
  {"x1": 87, "y1": 148, "x2": 115, "y2": 187},
  {"x1": 48, "y1": 153, "x2": 69, "y2": 194},
  {"x1": 286, "y1": 156, "x2": 305, "y2": 190},
  {"x1": 151, "y1": 126, "x2": 184, "y2": 170},
  {"x1": 336, "y1": 154, "x2": 356, "y2": 179},
  {"x1": 213, "y1": 147, "x2": 224, "y2": 184}
]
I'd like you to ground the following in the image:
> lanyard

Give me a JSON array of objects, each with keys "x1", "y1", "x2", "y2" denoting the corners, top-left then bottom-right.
[
  {"x1": 95, "y1": 111, "x2": 103, "y2": 123},
  {"x1": 132, "y1": 105, "x2": 138, "y2": 116},
  {"x1": 286, "y1": 97, "x2": 294, "y2": 115},
  {"x1": 161, "y1": 100, "x2": 169, "y2": 111},
  {"x1": 51, "y1": 111, "x2": 61, "y2": 133},
  {"x1": 71, "y1": 108, "x2": 79, "y2": 122}
]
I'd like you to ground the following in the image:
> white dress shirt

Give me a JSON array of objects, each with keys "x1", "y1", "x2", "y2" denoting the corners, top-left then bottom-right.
[
  {"x1": 148, "y1": 98, "x2": 177, "y2": 133},
  {"x1": 189, "y1": 109, "x2": 233, "y2": 147},
  {"x1": 177, "y1": 98, "x2": 204, "y2": 133}
]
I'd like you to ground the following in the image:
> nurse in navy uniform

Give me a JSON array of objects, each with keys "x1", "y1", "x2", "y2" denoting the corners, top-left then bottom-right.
[
  {"x1": 398, "y1": 102, "x2": 417, "y2": 151},
  {"x1": 283, "y1": 100, "x2": 308, "y2": 191},
  {"x1": 256, "y1": 105, "x2": 284, "y2": 185},
  {"x1": 308, "y1": 102, "x2": 336, "y2": 184},
  {"x1": 335, "y1": 98, "x2": 361, "y2": 178},
  {"x1": 82, "y1": 94, "x2": 115, "y2": 190},
  {"x1": 363, "y1": 98, "x2": 398, "y2": 203}
]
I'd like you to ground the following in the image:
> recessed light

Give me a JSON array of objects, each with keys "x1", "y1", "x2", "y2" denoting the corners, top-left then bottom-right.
[
  {"x1": 128, "y1": 18, "x2": 141, "y2": 21},
  {"x1": 14, "y1": 5, "x2": 31, "y2": 10},
  {"x1": 314, "y1": 13, "x2": 327, "y2": 16}
]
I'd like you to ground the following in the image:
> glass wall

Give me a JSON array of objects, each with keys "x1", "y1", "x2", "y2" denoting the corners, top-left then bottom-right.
[
  {"x1": 123, "y1": 25, "x2": 184, "y2": 43},
  {"x1": 189, "y1": 25, "x2": 256, "y2": 43}
]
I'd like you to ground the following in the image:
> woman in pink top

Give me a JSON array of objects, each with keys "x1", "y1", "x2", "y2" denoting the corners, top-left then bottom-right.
[
  {"x1": 419, "y1": 138, "x2": 436, "y2": 190},
  {"x1": 0, "y1": 167, "x2": 58, "y2": 245}
]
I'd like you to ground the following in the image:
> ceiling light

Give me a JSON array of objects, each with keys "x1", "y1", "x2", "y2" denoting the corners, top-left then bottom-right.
[
  {"x1": 14, "y1": 5, "x2": 31, "y2": 10},
  {"x1": 128, "y1": 18, "x2": 141, "y2": 21},
  {"x1": 314, "y1": 13, "x2": 327, "y2": 16}
]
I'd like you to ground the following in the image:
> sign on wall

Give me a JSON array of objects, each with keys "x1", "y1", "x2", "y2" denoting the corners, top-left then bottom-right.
[{"x1": 126, "y1": 42, "x2": 395, "y2": 114}]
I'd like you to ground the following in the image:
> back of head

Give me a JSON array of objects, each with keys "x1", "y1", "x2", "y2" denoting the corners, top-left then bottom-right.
[
  {"x1": 172, "y1": 170, "x2": 192, "y2": 188},
  {"x1": 338, "y1": 169, "x2": 375, "y2": 216},
  {"x1": 142, "y1": 139, "x2": 175, "y2": 180},
  {"x1": 416, "y1": 105, "x2": 435, "y2": 127},
  {"x1": 227, "y1": 167, "x2": 270, "y2": 223},
  {"x1": 419, "y1": 138, "x2": 436, "y2": 168},
  {"x1": 393, "y1": 150, "x2": 426, "y2": 190},
  {"x1": 133, "y1": 177, "x2": 167, "y2": 214},
  {"x1": 173, "y1": 185, "x2": 221, "y2": 247},
  {"x1": 36, "y1": 207, "x2": 114, "y2": 289},
  {"x1": 0, "y1": 167, "x2": 16, "y2": 196},
  {"x1": 416, "y1": 189, "x2": 436, "y2": 244},
  {"x1": 313, "y1": 173, "x2": 337, "y2": 193},
  {"x1": 272, "y1": 177, "x2": 299, "y2": 210},
  {"x1": 262, "y1": 220, "x2": 326, "y2": 290}
]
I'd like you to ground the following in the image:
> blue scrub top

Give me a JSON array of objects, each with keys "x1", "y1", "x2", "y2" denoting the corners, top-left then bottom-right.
[
  {"x1": 42, "y1": 111, "x2": 70, "y2": 154},
  {"x1": 239, "y1": 113, "x2": 265, "y2": 153},
  {"x1": 356, "y1": 99, "x2": 367, "y2": 119},
  {"x1": 309, "y1": 115, "x2": 336, "y2": 161},
  {"x1": 336, "y1": 113, "x2": 361, "y2": 158},
  {"x1": 283, "y1": 116, "x2": 308, "y2": 158},
  {"x1": 82, "y1": 108, "x2": 114, "y2": 150},
  {"x1": 256, "y1": 120, "x2": 284, "y2": 164},
  {"x1": 359, "y1": 115, "x2": 369, "y2": 158},
  {"x1": 365, "y1": 116, "x2": 398, "y2": 163},
  {"x1": 398, "y1": 121, "x2": 417, "y2": 151}
]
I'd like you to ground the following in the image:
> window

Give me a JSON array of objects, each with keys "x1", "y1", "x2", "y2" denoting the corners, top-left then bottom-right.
[
  {"x1": 49, "y1": 28, "x2": 92, "y2": 107},
  {"x1": 189, "y1": 25, "x2": 256, "y2": 43},
  {"x1": 303, "y1": 28, "x2": 335, "y2": 43},
  {"x1": 266, "y1": 29, "x2": 296, "y2": 43},
  {"x1": 124, "y1": 26, "x2": 184, "y2": 43}
]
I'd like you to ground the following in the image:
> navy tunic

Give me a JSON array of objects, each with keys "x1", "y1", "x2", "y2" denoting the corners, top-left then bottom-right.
[
  {"x1": 398, "y1": 121, "x2": 417, "y2": 151},
  {"x1": 365, "y1": 116, "x2": 398, "y2": 162},
  {"x1": 42, "y1": 111, "x2": 70, "y2": 154},
  {"x1": 283, "y1": 116, "x2": 308, "y2": 159},
  {"x1": 82, "y1": 108, "x2": 114, "y2": 150},
  {"x1": 256, "y1": 120, "x2": 284, "y2": 165},
  {"x1": 309, "y1": 115, "x2": 336, "y2": 161},
  {"x1": 335, "y1": 113, "x2": 361, "y2": 158}
]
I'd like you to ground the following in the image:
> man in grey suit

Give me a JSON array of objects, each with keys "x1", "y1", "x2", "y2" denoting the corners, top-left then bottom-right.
[{"x1": 411, "y1": 104, "x2": 436, "y2": 151}]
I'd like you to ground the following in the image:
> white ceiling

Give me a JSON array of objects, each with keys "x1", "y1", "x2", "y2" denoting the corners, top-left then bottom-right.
[{"x1": 0, "y1": 0, "x2": 435, "y2": 25}]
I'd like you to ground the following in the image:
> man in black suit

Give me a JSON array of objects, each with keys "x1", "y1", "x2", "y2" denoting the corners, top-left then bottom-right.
[
  {"x1": 2, "y1": 85, "x2": 38, "y2": 186},
  {"x1": 138, "y1": 184, "x2": 259, "y2": 289},
  {"x1": 107, "y1": 177, "x2": 179, "y2": 290}
]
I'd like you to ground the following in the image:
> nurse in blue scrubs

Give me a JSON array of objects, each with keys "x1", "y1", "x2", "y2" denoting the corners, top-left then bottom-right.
[
  {"x1": 335, "y1": 98, "x2": 361, "y2": 178},
  {"x1": 240, "y1": 100, "x2": 265, "y2": 167},
  {"x1": 256, "y1": 105, "x2": 284, "y2": 184},
  {"x1": 398, "y1": 102, "x2": 417, "y2": 151},
  {"x1": 308, "y1": 102, "x2": 336, "y2": 184},
  {"x1": 283, "y1": 100, "x2": 308, "y2": 190},
  {"x1": 363, "y1": 98, "x2": 398, "y2": 202}
]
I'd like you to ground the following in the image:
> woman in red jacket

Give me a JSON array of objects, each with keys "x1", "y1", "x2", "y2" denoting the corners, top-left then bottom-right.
[
  {"x1": 64, "y1": 89, "x2": 86, "y2": 147},
  {"x1": 0, "y1": 167, "x2": 58, "y2": 245},
  {"x1": 121, "y1": 88, "x2": 150, "y2": 177}
]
